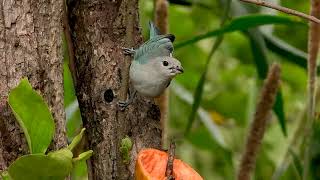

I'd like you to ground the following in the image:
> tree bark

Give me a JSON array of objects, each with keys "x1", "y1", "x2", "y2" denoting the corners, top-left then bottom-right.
[
  {"x1": 154, "y1": 0, "x2": 169, "y2": 147},
  {"x1": 0, "y1": 0, "x2": 67, "y2": 170},
  {"x1": 69, "y1": 0, "x2": 162, "y2": 179}
]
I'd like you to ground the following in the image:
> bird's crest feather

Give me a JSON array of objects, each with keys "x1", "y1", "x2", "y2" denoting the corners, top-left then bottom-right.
[{"x1": 134, "y1": 21, "x2": 175, "y2": 64}]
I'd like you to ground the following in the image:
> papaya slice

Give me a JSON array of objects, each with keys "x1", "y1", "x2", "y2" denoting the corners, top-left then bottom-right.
[{"x1": 135, "y1": 148, "x2": 203, "y2": 180}]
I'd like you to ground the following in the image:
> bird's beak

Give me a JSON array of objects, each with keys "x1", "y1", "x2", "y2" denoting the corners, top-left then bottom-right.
[{"x1": 176, "y1": 66, "x2": 184, "y2": 74}]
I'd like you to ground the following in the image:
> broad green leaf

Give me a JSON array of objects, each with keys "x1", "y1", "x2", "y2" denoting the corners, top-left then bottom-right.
[
  {"x1": 63, "y1": 35, "x2": 82, "y2": 140},
  {"x1": 263, "y1": 33, "x2": 320, "y2": 74},
  {"x1": 263, "y1": 33, "x2": 308, "y2": 69},
  {"x1": 175, "y1": 14, "x2": 306, "y2": 49},
  {"x1": 70, "y1": 161, "x2": 88, "y2": 180},
  {"x1": 247, "y1": 30, "x2": 287, "y2": 136},
  {"x1": 8, "y1": 78, "x2": 55, "y2": 153},
  {"x1": 8, "y1": 153, "x2": 72, "y2": 180}
]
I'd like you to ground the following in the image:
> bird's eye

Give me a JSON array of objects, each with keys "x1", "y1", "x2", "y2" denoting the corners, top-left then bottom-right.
[{"x1": 163, "y1": 61, "x2": 169, "y2": 66}]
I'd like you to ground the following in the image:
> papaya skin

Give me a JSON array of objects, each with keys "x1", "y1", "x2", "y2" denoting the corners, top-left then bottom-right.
[{"x1": 135, "y1": 148, "x2": 203, "y2": 180}]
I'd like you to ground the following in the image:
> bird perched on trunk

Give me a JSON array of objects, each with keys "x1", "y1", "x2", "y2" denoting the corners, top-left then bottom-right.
[{"x1": 119, "y1": 22, "x2": 184, "y2": 109}]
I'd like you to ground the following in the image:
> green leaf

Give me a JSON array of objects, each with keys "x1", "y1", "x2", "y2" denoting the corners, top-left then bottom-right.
[
  {"x1": 247, "y1": 30, "x2": 287, "y2": 136},
  {"x1": 8, "y1": 78, "x2": 55, "y2": 154},
  {"x1": 8, "y1": 153, "x2": 72, "y2": 180},
  {"x1": 72, "y1": 150, "x2": 93, "y2": 163},
  {"x1": 263, "y1": 33, "x2": 320, "y2": 75},
  {"x1": 289, "y1": 148, "x2": 303, "y2": 178},
  {"x1": 185, "y1": 73, "x2": 206, "y2": 135},
  {"x1": 263, "y1": 33, "x2": 308, "y2": 69},
  {"x1": 68, "y1": 128, "x2": 86, "y2": 151},
  {"x1": 170, "y1": 82, "x2": 226, "y2": 148},
  {"x1": 1, "y1": 171, "x2": 11, "y2": 180},
  {"x1": 70, "y1": 161, "x2": 88, "y2": 180},
  {"x1": 185, "y1": 37, "x2": 223, "y2": 135},
  {"x1": 175, "y1": 14, "x2": 306, "y2": 49},
  {"x1": 273, "y1": 91, "x2": 286, "y2": 135}
]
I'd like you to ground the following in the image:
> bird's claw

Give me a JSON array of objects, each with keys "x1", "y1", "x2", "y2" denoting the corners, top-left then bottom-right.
[
  {"x1": 118, "y1": 100, "x2": 129, "y2": 111},
  {"x1": 121, "y1": 47, "x2": 135, "y2": 56}
]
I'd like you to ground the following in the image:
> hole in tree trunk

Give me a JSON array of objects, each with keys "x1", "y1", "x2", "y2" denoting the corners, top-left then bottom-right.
[{"x1": 104, "y1": 89, "x2": 114, "y2": 103}]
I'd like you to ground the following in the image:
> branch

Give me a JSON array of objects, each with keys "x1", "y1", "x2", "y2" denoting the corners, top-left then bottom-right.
[
  {"x1": 303, "y1": 0, "x2": 320, "y2": 179},
  {"x1": 239, "y1": 0, "x2": 320, "y2": 24},
  {"x1": 154, "y1": 0, "x2": 169, "y2": 147},
  {"x1": 237, "y1": 64, "x2": 281, "y2": 180},
  {"x1": 165, "y1": 140, "x2": 176, "y2": 179}
]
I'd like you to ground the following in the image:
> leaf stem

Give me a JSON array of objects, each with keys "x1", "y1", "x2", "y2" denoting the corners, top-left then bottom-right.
[
  {"x1": 237, "y1": 64, "x2": 281, "y2": 180},
  {"x1": 303, "y1": 0, "x2": 320, "y2": 179}
]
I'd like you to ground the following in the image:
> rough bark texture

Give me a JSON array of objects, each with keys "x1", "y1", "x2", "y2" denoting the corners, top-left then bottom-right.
[
  {"x1": 0, "y1": 0, "x2": 67, "y2": 170},
  {"x1": 69, "y1": 0, "x2": 162, "y2": 179}
]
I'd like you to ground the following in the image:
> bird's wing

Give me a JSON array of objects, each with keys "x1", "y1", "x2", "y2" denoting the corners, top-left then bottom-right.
[{"x1": 134, "y1": 34, "x2": 175, "y2": 64}]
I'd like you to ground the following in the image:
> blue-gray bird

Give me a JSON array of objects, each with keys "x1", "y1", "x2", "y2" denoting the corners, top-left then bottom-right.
[{"x1": 119, "y1": 22, "x2": 183, "y2": 109}]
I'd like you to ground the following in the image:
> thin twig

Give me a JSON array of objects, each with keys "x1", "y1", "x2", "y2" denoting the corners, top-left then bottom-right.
[
  {"x1": 239, "y1": 0, "x2": 320, "y2": 24},
  {"x1": 303, "y1": 0, "x2": 320, "y2": 179},
  {"x1": 63, "y1": 1, "x2": 77, "y2": 85},
  {"x1": 165, "y1": 140, "x2": 176, "y2": 180},
  {"x1": 237, "y1": 64, "x2": 281, "y2": 180}
]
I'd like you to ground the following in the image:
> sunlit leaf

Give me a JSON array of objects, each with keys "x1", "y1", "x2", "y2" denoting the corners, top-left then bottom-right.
[
  {"x1": 175, "y1": 14, "x2": 306, "y2": 49},
  {"x1": 8, "y1": 78, "x2": 55, "y2": 154},
  {"x1": 247, "y1": 30, "x2": 287, "y2": 136}
]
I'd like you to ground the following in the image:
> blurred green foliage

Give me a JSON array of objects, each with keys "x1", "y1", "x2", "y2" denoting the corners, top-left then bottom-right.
[
  {"x1": 138, "y1": 0, "x2": 320, "y2": 179},
  {"x1": 60, "y1": 0, "x2": 320, "y2": 179}
]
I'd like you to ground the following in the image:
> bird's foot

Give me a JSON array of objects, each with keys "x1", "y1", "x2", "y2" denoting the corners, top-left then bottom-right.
[
  {"x1": 118, "y1": 100, "x2": 130, "y2": 111},
  {"x1": 121, "y1": 47, "x2": 135, "y2": 56},
  {"x1": 117, "y1": 90, "x2": 136, "y2": 111}
]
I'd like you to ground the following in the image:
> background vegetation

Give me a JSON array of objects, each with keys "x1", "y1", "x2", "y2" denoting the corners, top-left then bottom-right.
[{"x1": 61, "y1": 0, "x2": 319, "y2": 179}]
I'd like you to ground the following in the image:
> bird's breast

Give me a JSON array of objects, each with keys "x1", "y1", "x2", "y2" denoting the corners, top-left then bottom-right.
[{"x1": 129, "y1": 62, "x2": 170, "y2": 97}]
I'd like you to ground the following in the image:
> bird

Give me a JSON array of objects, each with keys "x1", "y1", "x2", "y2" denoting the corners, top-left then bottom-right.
[{"x1": 118, "y1": 22, "x2": 184, "y2": 109}]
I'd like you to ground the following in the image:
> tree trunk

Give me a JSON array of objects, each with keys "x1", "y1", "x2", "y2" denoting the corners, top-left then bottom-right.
[
  {"x1": 154, "y1": 0, "x2": 169, "y2": 147},
  {"x1": 69, "y1": 0, "x2": 162, "y2": 179},
  {"x1": 0, "y1": 0, "x2": 67, "y2": 170}
]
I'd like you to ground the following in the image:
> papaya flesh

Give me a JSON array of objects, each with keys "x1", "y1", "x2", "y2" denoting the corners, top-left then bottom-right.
[{"x1": 135, "y1": 148, "x2": 203, "y2": 180}]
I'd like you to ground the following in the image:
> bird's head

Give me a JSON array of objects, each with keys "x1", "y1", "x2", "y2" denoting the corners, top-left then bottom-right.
[{"x1": 154, "y1": 56, "x2": 184, "y2": 78}]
